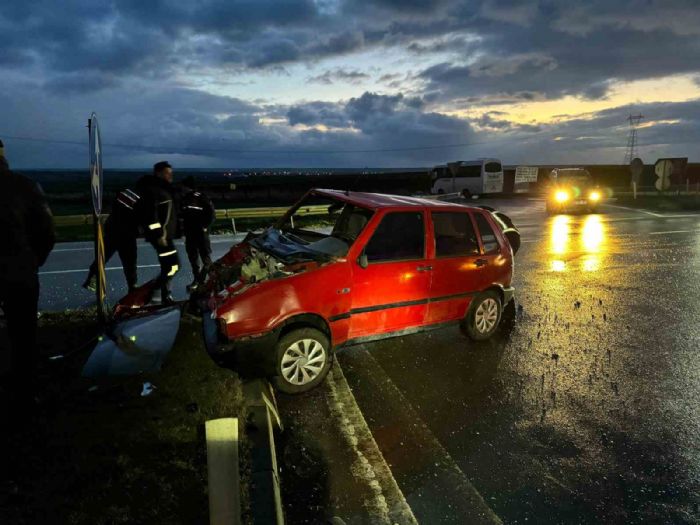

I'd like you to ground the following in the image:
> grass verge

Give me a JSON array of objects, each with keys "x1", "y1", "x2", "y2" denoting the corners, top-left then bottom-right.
[{"x1": 1, "y1": 312, "x2": 243, "y2": 525}]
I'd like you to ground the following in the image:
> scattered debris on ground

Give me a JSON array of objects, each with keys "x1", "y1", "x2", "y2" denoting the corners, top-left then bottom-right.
[{"x1": 1, "y1": 313, "x2": 243, "y2": 525}]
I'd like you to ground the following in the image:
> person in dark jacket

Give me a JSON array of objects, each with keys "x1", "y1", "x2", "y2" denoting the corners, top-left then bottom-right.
[
  {"x1": 136, "y1": 161, "x2": 179, "y2": 304},
  {"x1": 0, "y1": 140, "x2": 55, "y2": 410},
  {"x1": 83, "y1": 187, "x2": 141, "y2": 293},
  {"x1": 180, "y1": 176, "x2": 215, "y2": 290}
]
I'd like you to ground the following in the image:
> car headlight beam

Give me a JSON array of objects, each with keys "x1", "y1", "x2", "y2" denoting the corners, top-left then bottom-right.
[
  {"x1": 588, "y1": 190, "x2": 601, "y2": 202},
  {"x1": 554, "y1": 190, "x2": 569, "y2": 203}
]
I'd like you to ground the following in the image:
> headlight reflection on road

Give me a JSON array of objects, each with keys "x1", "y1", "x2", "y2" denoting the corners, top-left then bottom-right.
[
  {"x1": 549, "y1": 214, "x2": 607, "y2": 272},
  {"x1": 582, "y1": 215, "x2": 604, "y2": 253},
  {"x1": 550, "y1": 216, "x2": 570, "y2": 272}
]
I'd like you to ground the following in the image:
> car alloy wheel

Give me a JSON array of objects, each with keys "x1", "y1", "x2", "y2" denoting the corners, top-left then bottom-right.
[
  {"x1": 475, "y1": 298, "x2": 499, "y2": 334},
  {"x1": 461, "y1": 290, "x2": 502, "y2": 341},
  {"x1": 280, "y1": 338, "x2": 327, "y2": 386}
]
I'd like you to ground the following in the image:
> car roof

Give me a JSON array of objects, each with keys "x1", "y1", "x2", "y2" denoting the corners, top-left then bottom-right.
[{"x1": 311, "y1": 188, "x2": 482, "y2": 211}]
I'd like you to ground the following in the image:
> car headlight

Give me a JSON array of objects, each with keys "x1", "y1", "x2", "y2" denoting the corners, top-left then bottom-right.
[
  {"x1": 554, "y1": 190, "x2": 570, "y2": 203},
  {"x1": 588, "y1": 191, "x2": 601, "y2": 202}
]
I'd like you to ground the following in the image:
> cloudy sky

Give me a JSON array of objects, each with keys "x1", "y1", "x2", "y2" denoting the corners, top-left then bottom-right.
[{"x1": 1, "y1": 0, "x2": 700, "y2": 168}]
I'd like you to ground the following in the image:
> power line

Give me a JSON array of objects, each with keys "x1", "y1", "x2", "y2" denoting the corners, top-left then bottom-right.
[{"x1": 0, "y1": 133, "x2": 522, "y2": 156}]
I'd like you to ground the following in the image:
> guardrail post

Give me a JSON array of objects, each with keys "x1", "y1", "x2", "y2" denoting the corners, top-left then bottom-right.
[
  {"x1": 205, "y1": 418, "x2": 241, "y2": 525},
  {"x1": 244, "y1": 380, "x2": 284, "y2": 525}
]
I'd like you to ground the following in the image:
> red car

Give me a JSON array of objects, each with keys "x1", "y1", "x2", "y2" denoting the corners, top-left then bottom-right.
[{"x1": 201, "y1": 189, "x2": 519, "y2": 393}]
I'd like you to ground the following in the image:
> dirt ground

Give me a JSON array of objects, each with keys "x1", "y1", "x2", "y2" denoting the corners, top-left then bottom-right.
[{"x1": 0, "y1": 312, "x2": 243, "y2": 525}]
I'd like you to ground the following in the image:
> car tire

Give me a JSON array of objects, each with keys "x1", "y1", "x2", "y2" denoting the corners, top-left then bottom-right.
[
  {"x1": 272, "y1": 327, "x2": 332, "y2": 394},
  {"x1": 461, "y1": 290, "x2": 502, "y2": 341}
]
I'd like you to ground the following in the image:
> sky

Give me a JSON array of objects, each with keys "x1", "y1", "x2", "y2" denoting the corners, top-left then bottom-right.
[{"x1": 1, "y1": 0, "x2": 700, "y2": 169}]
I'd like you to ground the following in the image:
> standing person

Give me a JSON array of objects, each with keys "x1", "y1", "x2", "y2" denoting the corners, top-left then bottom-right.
[
  {"x1": 0, "y1": 140, "x2": 55, "y2": 412},
  {"x1": 83, "y1": 187, "x2": 141, "y2": 293},
  {"x1": 136, "y1": 161, "x2": 179, "y2": 305},
  {"x1": 180, "y1": 176, "x2": 215, "y2": 290}
]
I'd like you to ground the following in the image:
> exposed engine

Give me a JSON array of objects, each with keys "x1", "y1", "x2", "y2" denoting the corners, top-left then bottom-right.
[{"x1": 240, "y1": 247, "x2": 292, "y2": 283}]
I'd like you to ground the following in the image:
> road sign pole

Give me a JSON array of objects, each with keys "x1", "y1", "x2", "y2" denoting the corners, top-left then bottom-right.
[{"x1": 633, "y1": 181, "x2": 637, "y2": 200}]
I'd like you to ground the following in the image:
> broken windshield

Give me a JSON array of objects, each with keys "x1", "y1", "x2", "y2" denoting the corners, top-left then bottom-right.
[{"x1": 272, "y1": 194, "x2": 374, "y2": 257}]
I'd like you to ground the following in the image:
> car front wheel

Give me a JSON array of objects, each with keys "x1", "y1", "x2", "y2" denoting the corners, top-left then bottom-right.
[
  {"x1": 272, "y1": 327, "x2": 332, "y2": 394},
  {"x1": 461, "y1": 291, "x2": 502, "y2": 341}
]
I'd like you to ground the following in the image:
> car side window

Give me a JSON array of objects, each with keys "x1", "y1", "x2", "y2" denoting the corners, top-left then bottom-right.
[
  {"x1": 474, "y1": 213, "x2": 500, "y2": 254},
  {"x1": 432, "y1": 212, "x2": 480, "y2": 257},
  {"x1": 364, "y1": 212, "x2": 424, "y2": 262}
]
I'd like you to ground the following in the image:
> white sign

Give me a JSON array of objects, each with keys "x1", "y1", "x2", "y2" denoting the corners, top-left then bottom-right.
[
  {"x1": 515, "y1": 166, "x2": 538, "y2": 184},
  {"x1": 483, "y1": 171, "x2": 504, "y2": 193}
]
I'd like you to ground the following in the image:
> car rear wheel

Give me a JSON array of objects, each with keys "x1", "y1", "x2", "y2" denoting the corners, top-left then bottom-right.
[
  {"x1": 461, "y1": 291, "x2": 502, "y2": 341},
  {"x1": 272, "y1": 328, "x2": 332, "y2": 394}
]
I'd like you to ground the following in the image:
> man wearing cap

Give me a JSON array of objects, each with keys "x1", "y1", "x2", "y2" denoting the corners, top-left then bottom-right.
[
  {"x1": 136, "y1": 161, "x2": 179, "y2": 305},
  {"x1": 0, "y1": 140, "x2": 55, "y2": 412},
  {"x1": 180, "y1": 176, "x2": 216, "y2": 291}
]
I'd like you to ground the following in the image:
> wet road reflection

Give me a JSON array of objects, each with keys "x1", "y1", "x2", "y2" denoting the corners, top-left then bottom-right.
[
  {"x1": 549, "y1": 214, "x2": 608, "y2": 273},
  {"x1": 339, "y1": 202, "x2": 700, "y2": 524}
]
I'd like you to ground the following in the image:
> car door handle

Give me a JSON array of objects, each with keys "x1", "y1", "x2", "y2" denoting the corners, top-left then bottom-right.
[
  {"x1": 475, "y1": 259, "x2": 488, "y2": 267},
  {"x1": 416, "y1": 265, "x2": 433, "y2": 272}
]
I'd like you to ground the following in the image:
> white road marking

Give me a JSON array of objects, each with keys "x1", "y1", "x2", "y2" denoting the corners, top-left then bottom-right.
[
  {"x1": 605, "y1": 204, "x2": 700, "y2": 219},
  {"x1": 40, "y1": 264, "x2": 161, "y2": 275},
  {"x1": 649, "y1": 230, "x2": 699, "y2": 235},
  {"x1": 605, "y1": 204, "x2": 665, "y2": 217},
  {"x1": 50, "y1": 236, "x2": 241, "y2": 253}
]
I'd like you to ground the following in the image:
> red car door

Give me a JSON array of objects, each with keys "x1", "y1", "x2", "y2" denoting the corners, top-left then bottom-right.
[
  {"x1": 349, "y1": 210, "x2": 432, "y2": 339},
  {"x1": 426, "y1": 210, "x2": 490, "y2": 325},
  {"x1": 472, "y1": 211, "x2": 510, "y2": 289}
]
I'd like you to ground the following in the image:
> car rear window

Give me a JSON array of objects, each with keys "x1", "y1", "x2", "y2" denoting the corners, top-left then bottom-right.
[
  {"x1": 364, "y1": 212, "x2": 424, "y2": 262},
  {"x1": 432, "y1": 212, "x2": 480, "y2": 257},
  {"x1": 474, "y1": 213, "x2": 500, "y2": 254}
]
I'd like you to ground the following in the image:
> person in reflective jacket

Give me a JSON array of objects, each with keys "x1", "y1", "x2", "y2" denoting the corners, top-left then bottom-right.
[
  {"x1": 83, "y1": 187, "x2": 140, "y2": 293},
  {"x1": 0, "y1": 140, "x2": 55, "y2": 412},
  {"x1": 180, "y1": 176, "x2": 215, "y2": 290},
  {"x1": 136, "y1": 161, "x2": 179, "y2": 305}
]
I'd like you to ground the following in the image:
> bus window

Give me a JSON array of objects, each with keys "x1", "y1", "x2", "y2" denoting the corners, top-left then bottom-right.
[
  {"x1": 461, "y1": 165, "x2": 481, "y2": 178},
  {"x1": 485, "y1": 162, "x2": 502, "y2": 173}
]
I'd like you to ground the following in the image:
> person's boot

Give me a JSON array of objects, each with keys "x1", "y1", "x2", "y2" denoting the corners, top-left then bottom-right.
[
  {"x1": 82, "y1": 275, "x2": 97, "y2": 292},
  {"x1": 161, "y1": 286, "x2": 175, "y2": 306}
]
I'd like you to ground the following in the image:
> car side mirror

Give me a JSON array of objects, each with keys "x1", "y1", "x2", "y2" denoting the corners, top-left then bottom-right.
[{"x1": 358, "y1": 253, "x2": 368, "y2": 269}]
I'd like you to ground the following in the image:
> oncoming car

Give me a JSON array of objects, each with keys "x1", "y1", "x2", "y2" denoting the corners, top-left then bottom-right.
[
  {"x1": 197, "y1": 189, "x2": 520, "y2": 394},
  {"x1": 546, "y1": 168, "x2": 603, "y2": 214}
]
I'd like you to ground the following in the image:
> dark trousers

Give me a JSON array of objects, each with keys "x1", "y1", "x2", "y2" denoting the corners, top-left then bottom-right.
[
  {"x1": 87, "y1": 223, "x2": 138, "y2": 290},
  {"x1": 185, "y1": 231, "x2": 212, "y2": 282},
  {"x1": 0, "y1": 274, "x2": 39, "y2": 403},
  {"x1": 153, "y1": 240, "x2": 180, "y2": 298}
]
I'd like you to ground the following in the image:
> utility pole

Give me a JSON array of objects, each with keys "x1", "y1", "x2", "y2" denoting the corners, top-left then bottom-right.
[{"x1": 623, "y1": 114, "x2": 643, "y2": 165}]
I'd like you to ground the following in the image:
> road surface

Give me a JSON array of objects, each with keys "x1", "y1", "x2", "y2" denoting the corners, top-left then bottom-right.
[
  {"x1": 39, "y1": 234, "x2": 247, "y2": 311},
  {"x1": 280, "y1": 198, "x2": 700, "y2": 524}
]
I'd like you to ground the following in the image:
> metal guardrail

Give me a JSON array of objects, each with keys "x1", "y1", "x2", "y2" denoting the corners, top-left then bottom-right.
[{"x1": 53, "y1": 205, "x2": 329, "y2": 227}]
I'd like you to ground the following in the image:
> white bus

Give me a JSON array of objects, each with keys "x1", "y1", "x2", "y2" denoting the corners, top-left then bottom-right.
[{"x1": 430, "y1": 158, "x2": 504, "y2": 197}]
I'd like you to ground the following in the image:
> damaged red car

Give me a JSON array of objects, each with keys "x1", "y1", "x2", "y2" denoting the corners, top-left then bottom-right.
[{"x1": 199, "y1": 189, "x2": 519, "y2": 393}]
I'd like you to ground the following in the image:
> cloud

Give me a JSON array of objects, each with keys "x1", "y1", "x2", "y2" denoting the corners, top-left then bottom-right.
[
  {"x1": 0, "y1": 0, "x2": 699, "y2": 168},
  {"x1": 307, "y1": 68, "x2": 370, "y2": 85}
]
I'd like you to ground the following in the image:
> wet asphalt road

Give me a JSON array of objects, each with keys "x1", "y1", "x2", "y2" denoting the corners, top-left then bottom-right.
[
  {"x1": 37, "y1": 234, "x2": 246, "y2": 311},
  {"x1": 338, "y1": 199, "x2": 700, "y2": 524}
]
